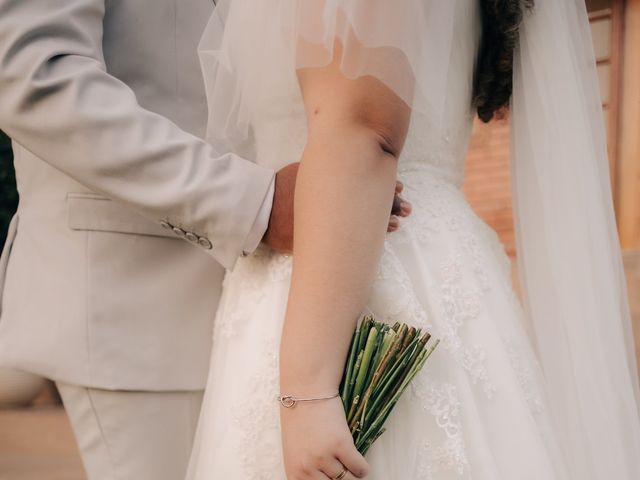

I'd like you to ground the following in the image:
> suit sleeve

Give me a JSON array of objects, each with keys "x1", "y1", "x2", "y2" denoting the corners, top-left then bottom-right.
[{"x1": 0, "y1": 0, "x2": 274, "y2": 270}]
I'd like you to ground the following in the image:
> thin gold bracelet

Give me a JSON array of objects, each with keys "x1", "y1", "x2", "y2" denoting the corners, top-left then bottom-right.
[{"x1": 277, "y1": 393, "x2": 339, "y2": 408}]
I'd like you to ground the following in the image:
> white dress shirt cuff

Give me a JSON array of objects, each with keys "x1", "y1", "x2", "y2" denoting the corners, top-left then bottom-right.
[{"x1": 242, "y1": 178, "x2": 275, "y2": 255}]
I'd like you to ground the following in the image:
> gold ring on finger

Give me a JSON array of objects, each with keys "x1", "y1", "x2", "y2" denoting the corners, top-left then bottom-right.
[{"x1": 334, "y1": 468, "x2": 348, "y2": 480}]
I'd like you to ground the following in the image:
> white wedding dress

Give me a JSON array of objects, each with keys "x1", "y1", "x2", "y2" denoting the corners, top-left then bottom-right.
[{"x1": 187, "y1": 1, "x2": 640, "y2": 479}]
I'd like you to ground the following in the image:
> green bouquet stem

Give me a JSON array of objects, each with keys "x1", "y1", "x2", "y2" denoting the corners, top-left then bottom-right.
[{"x1": 339, "y1": 316, "x2": 439, "y2": 456}]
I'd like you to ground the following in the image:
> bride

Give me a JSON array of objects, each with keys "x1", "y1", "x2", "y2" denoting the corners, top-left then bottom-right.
[{"x1": 187, "y1": 0, "x2": 640, "y2": 478}]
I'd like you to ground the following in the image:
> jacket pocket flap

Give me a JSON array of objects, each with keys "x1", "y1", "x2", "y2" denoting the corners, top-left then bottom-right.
[{"x1": 67, "y1": 193, "x2": 174, "y2": 239}]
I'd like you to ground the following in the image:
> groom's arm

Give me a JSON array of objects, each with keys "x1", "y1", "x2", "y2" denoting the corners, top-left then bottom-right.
[{"x1": 0, "y1": 0, "x2": 273, "y2": 270}]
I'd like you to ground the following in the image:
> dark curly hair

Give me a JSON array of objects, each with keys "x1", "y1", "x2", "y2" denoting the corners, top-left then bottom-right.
[{"x1": 473, "y1": 0, "x2": 534, "y2": 123}]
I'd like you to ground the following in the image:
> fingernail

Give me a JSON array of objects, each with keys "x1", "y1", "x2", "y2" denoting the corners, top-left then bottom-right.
[
  {"x1": 400, "y1": 201, "x2": 412, "y2": 215},
  {"x1": 389, "y1": 216, "x2": 400, "y2": 228}
]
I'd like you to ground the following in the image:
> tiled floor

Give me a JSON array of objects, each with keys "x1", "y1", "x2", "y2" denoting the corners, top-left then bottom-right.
[
  {"x1": 1, "y1": 251, "x2": 639, "y2": 480},
  {"x1": 0, "y1": 404, "x2": 84, "y2": 480},
  {"x1": 624, "y1": 251, "x2": 640, "y2": 374}
]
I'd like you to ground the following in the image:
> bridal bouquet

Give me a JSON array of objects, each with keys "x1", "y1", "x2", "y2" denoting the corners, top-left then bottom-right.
[{"x1": 340, "y1": 316, "x2": 439, "y2": 455}]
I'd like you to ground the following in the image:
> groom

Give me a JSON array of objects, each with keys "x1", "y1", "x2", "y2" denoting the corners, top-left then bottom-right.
[{"x1": 0, "y1": 1, "x2": 408, "y2": 479}]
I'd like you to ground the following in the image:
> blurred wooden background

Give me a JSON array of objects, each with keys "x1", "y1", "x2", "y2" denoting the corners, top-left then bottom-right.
[{"x1": 463, "y1": 0, "x2": 640, "y2": 374}]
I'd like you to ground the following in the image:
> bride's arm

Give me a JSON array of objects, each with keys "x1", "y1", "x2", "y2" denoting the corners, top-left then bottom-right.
[{"x1": 279, "y1": 46, "x2": 411, "y2": 479}]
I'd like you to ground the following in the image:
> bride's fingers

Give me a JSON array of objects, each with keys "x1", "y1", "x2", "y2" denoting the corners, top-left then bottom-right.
[
  {"x1": 399, "y1": 197, "x2": 412, "y2": 216},
  {"x1": 395, "y1": 180, "x2": 404, "y2": 194},
  {"x1": 391, "y1": 194, "x2": 412, "y2": 218},
  {"x1": 387, "y1": 215, "x2": 399, "y2": 233},
  {"x1": 335, "y1": 449, "x2": 369, "y2": 479},
  {"x1": 391, "y1": 194, "x2": 402, "y2": 216},
  {"x1": 296, "y1": 468, "x2": 330, "y2": 480},
  {"x1": 311, "y1": 470, "x2": 332, "y2": 480},
  {"x1": 319, "y1": 458, "x2": 348, "y2": 480},
  {"x1": 342, "y1": 472, "x2": 368, "y2": 480}
]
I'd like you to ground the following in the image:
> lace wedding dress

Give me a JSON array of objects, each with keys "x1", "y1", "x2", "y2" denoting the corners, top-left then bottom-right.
[{"x1": 187, "y1": 1, "x2": 640, "y2": 479}]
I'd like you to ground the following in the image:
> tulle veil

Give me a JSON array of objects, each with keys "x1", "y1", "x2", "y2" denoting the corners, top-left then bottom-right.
[
  {"x1": 197, "y1": 0, "x2": 640, "y2": 477},
  {"x1": 511, "y1": 0, "x2": 640, "y2": 476}
]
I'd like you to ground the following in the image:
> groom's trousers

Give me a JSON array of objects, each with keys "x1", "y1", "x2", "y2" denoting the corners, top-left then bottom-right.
[{"x1": 56, "y1": 382, "x2": 203, "y2": 480}]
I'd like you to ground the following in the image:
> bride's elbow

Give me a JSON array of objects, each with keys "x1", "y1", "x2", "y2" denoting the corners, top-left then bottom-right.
[
  {"x1": 307, "y1": 107, "x2": 409, "y2": 162},
  {"x1": 346, "y1": 98, "x2": 411, "y2": 160},
  {"x1": 369, "y1": 124, "x2": 405, "y2": 160},
  {"x1": 301, "y1": 74, "x2": 412, "y2": 160},
  {"x1": 347, "y1": 117, "x2": 407, "y2": 162}
]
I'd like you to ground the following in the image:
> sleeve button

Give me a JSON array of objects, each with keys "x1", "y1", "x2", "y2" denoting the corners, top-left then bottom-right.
[
  {"x1": 160, "y1": 220, "x2": 172, "y2": 230},
  {"x1": 198, "y1": 237, "x2": 213, "y2": 250},
  {"x1": 172, "y1": 227, "x2": 186, "y2": 238},
  {"x1": 185, "y1": 232, "x2": 198, "y2": 243}
]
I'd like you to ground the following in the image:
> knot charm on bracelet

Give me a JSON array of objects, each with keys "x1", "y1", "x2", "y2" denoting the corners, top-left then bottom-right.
[{"x1": 277, "y1": 393, "x2": 339, "y2": 408}]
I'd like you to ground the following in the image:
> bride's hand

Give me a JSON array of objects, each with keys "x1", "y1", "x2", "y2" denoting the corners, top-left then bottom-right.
[{"x1": 280, "y1": 396, "x2": 369, "y2": 480}]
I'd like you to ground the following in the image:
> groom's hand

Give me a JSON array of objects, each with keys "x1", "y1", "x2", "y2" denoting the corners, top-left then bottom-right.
[{"x1": 262, "y1": 163, "x2": 412, "y2": 254}]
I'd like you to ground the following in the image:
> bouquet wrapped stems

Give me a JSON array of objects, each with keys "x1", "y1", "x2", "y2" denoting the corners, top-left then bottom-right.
[{"x1": 340, "y1": 316, "x2": 439, "y2": 455}]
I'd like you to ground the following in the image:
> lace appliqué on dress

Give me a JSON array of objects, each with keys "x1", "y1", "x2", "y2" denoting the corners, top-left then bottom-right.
[
  {"x1": 231, "y1": 338, "x2": 283, "y2": 479},
  {"x1": 439, "y1": 255, "x2": 496, "y2": 398},
  {"x1": 502, "y1": 336, "x2": 545, "y2": 414},
  {"x1": 214, "y1": 249, "x2": 292, "y2": 341},
  {"x1": 412, "y1": 379, "x2": 471, "y2": 479},
  {"x1": 372, "y1": 245, "x2": 431, "y2": 330}
]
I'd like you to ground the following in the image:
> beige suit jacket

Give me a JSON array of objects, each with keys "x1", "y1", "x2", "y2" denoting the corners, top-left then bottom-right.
[{"x1": 0, "y1": 0, "x2": 274, "y2": 390}]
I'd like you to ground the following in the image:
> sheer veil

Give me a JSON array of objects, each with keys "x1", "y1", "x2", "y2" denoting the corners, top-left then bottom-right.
[
  {"x1": 198, "y1": 0, "x2": 460, "y2": 154},
  {"x1": 197, "y1": 0, "x2": 640, "y2": 476},
  {"x1": 512, "y1": 0, "x2": 640, "y2": 477}
]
